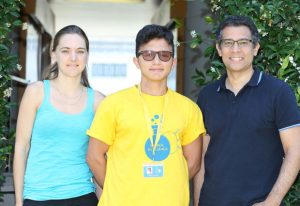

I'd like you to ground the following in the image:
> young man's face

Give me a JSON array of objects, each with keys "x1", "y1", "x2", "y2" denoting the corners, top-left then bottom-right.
[
  {"x1": 134, "y1": 38, "x2": 176, "y2": 84},
  {"x1": 216, "y1": 26, "x2": 259, "y2": 73}
]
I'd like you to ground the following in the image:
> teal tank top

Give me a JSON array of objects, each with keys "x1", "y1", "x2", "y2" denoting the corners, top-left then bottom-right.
[{"x1": 24, "y1": 80, "x2": 95, "y2": 200}]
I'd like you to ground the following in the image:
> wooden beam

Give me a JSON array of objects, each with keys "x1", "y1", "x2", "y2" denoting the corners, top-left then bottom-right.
[{"x1": 170, "y1": 0, "x2": 186, "y2": 94}]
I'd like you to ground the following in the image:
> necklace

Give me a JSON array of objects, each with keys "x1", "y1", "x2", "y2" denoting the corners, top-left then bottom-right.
[{"x1": 54, "y1": 85, "x2": 84, "y2": 105}]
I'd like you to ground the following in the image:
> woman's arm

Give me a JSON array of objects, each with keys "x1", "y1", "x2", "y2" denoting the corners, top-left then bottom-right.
[{"x1": 13, "y1": 82, "x2": 43, "y2": 206}]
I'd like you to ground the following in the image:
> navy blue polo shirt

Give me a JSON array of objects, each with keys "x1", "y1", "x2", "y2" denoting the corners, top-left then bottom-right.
[{"x1": 197, "y1": 69, "x2": 300, "y2": 206}]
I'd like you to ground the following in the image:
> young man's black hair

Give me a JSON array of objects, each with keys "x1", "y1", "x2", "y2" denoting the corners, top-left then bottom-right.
[{"x1": 135, "y1": 24, "x2": 174, "y2": 57}]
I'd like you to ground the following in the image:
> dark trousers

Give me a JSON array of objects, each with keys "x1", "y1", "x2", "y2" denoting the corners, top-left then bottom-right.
[{"x1": 24, "y1": 192, "x2": 98, "y2": 206}]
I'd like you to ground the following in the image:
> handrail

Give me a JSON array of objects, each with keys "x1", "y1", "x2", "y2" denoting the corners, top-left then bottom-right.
[{"x1": 10, "y1": 75, "x2": 30, "y2": 85}]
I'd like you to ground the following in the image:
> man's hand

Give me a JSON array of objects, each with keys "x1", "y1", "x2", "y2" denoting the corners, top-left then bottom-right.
[
  {"x1": 252, "y1": 199, "x2": 281, "y2": 206},
  {"x1": 252, "y1": 202, "x2": 265, "y2": 206}
]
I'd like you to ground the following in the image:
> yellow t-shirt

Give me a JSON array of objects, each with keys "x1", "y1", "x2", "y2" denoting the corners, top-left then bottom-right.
[{"x1": 87, "y1": 86, "x2": 206, "y2": 206}]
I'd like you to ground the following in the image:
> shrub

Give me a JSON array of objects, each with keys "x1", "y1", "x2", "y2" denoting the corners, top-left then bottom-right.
[{"x1": 0, "y1": 0, "x2": 24, "y2": 199}]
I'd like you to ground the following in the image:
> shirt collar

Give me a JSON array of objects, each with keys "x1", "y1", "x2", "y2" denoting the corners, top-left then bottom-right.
[{"x1": 216, "y1": 68, "x2": 263, "y2": 92}]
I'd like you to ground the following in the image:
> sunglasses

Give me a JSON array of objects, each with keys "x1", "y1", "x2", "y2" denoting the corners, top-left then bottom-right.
[{"x1": 137, "y1": 50, "x2": 173, "y2": 62}]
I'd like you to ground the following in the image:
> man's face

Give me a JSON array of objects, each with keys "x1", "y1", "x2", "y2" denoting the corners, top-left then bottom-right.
[
  {"x1": 133, "y1": 38, "x2": 176, "y2": 84},
  {"x1": 216, "y1": 26, "x2": 260, "y2": 73}
]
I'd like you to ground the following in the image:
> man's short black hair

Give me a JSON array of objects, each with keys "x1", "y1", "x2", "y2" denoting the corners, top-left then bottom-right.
[
  {"x1": 135, "y1": 24, "x2": 174, "y2": 57},
  {"x1": 216, "y1": 15, "x2": 260, "y2": 46}
]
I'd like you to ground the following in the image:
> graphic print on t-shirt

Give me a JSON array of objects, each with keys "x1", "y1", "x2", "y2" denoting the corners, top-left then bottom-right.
[{"x1": 144, "y1": 114, "x2": 170, "y2": 161}]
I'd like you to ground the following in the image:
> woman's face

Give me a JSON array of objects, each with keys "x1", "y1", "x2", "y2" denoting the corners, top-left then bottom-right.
[{"x1": 52, "y1": 33, "x2": 89, "y2": 79}]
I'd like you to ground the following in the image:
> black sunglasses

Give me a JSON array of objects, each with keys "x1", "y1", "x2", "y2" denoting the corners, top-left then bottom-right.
[{"x1": 137, "y1": 50, "x2": 173, "y2": 62}]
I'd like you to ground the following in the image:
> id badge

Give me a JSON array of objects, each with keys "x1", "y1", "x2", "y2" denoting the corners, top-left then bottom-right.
[{"x1": 143, "y1": 163, "x2": 164, "y2": 178}]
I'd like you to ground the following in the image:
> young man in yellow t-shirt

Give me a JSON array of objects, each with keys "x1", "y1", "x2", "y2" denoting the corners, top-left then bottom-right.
[{"x1": 86, "y1": 24, "x2": 206, "y2": 206}]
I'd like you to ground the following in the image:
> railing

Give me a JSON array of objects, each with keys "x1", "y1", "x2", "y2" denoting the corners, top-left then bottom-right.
[{"x1": 10, "y1": 75, "x2": 31, "y2": 85}]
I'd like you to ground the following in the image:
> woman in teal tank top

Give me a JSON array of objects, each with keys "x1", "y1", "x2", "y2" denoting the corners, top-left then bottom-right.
[{"x1": 13, "y1": 25, "x2": 105, "y2": 206}]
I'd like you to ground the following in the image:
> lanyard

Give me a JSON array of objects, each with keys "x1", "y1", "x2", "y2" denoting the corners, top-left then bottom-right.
[{"x1": 137, "y1": 85, "x2": 168, "y2": 157}]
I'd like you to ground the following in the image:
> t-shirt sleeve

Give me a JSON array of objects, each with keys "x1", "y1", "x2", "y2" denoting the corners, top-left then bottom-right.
[
  {"x1": 275, "y1": 83, "x2": 300, "y2": 131},
  {"x1": 87, "y1": 97, "x2": 116, "y2": 145},
  {"x1": 181, "y1": 101, "x2": 206, "y2": 146}
]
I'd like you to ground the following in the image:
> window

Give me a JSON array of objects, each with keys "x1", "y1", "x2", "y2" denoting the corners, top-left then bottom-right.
[{"x1": 92, "y1": 63, "x2": 127, "y2": 77}]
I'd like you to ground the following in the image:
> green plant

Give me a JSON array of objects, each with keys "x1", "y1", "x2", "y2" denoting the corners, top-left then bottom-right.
[
  {"x1": 192, "y1": 0, "x2": 300, "y2": 105},
  {"x1": 189, "y1": 0, "x2": 300, "y2": 205},
  {"x1": 0, "y1": 0, "x2": 24, "y2": 199}
]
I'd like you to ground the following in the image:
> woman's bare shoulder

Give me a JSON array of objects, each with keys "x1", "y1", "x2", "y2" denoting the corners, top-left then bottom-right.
[
  {"x1": 24, "y1": 81, "x2": 44, "y2": 106},
  {"x1": 93, "y1": 90, "x2": 105, "y2": 111}
]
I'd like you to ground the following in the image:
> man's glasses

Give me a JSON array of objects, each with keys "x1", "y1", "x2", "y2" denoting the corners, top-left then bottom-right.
[
  {"x1": 220, "y1": 39, "x2": 253, "y2": 48},
  {"x1": 137, "y1": 50, "x2": 173, "y2": 62}
]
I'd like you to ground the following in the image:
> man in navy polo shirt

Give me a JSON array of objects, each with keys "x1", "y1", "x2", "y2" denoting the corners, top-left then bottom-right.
[{"x1": 194, "y1": 15, "x2": 300, "y2": 206}]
